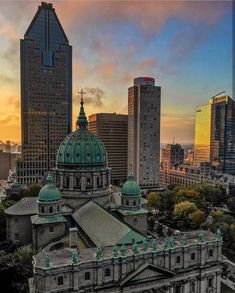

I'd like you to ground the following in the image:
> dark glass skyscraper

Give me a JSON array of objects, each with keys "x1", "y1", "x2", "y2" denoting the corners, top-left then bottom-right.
[
  {"x1": 210, "y1": 96, "x2": 235, "y2": 174},
  {"x1": 194, "y1": 95, "x2": 235, "y2": 175},
  {"x1": 17, "y1": 2, "x2": 72, "y2": 185}
]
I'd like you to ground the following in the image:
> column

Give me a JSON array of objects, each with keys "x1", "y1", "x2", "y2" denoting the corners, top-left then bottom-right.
[
  {"x1": 69, "y1": 175, "x2": 73, "y2": 191},
  {"x1": 60, "y1": 174, "x2": 63, "y2": 189}
]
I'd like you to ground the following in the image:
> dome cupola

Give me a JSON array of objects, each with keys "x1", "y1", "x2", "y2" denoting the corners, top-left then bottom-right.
[
  {"x1": 122, "y1": 172, "x2": 141, "y2": 197},
  {"x1": 53, "y1": 90, "x2": 110, "y2": 209},
  {"x1": 38, "y1": 172, "x2": 61, "y2": 202},
  {"x1": 56, "y1": 93, "x2": 107, "y2": 170}
]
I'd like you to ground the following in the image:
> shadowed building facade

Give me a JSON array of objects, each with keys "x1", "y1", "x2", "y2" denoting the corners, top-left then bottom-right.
[
  {"x1": 128, "y1": 77, "x2": 161, "y2": 189},
  {"x1": 89, "y1": 113, "x2": 128, "y2": 186},
  {"x1": 16, "y1": 2, "x2": 72, "y2": 185}
]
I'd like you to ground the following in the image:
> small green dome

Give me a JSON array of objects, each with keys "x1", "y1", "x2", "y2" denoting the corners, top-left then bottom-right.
[
  {"x1": 56, "y1": 97, "x2": 107, "y2": 168},
  {"x1": 122, "y1": 173, "x2": 141, "y2": 197},
  {"x1": 38, "y1": 172, "x2": 61, "y2": 202}
]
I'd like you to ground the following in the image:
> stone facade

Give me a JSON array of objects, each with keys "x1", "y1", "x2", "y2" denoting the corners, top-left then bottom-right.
[
  {"x1": 33, "y1": 232, "x2": 223, "y2": 293},
  {"x1": 32, "y1": 222, "x2": 66, "y2": 251},
  {"x1": 6, "y1": 214, "x2": 32, "y2": 244}
]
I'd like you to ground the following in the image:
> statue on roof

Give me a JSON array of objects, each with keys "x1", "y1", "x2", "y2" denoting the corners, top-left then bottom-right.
[
  {"x1": 72, "y1": 249, "x2": 79, "y2": 264},
  {"x1": 113, "y1": 244, "x2": 119, "y2": 258},
  {"x1": 143, "y1": 239, "x2": 148, "y2": 252},
  {"x1": 216, "y1": 228, "x2": 223, "y2": 241},
  {"x1": 133, "y1": 241, "x2": 139, "y2": 255},
  {"x1": 181, "y1": 233, "x2": 188, "y2": 246},
  {"x1": 152, "y1": 239, "x2": 158, "y2": 251},
  {"x1": 121, "y1": 243, "x2": 127, "y2": 257},
  {"x1": 45, "y1": 253, "x2": 51, "y2": 268},
  {"x1": 199, "y1": 230, "x2": 206, "y2": 243},
  {"x1": 96, "y1": 246, "x2": 102, "y2": 261}
]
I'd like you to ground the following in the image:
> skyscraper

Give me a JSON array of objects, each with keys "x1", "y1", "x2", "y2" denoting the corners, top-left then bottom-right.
[
  {"x1": 194, "y1": 95, "x2": 235, "y2": 175},
  {"x1": 194, "y1": 104, "x2": 211, "y2": 165},
  {"x1": 89, "y1": 113, "x2": 128, "y2": 186},
  {"x1": 17, "y1": 2, "x2": 72, "y2": 185},
  {"x1": 128, "y1": 77, "x2": 161, "y2": 188}
]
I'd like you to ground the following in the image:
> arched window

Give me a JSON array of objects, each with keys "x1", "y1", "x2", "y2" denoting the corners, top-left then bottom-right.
[
  {"x1": 49, "y1": 207, "x2": 53, "y2": 213},
  {"x1": 133, "y1": 200, "x2": 136, "y2": 206},
  {"x1": 57, "y1": 205, "x2": 59, "y2": 212},
  {"x1": 66, "y1": 177, "x2": 70, "y2": 187},
  {"x1": 126, "y1": 199, "x2": 129, "y2": 206},
  {"x1": 41, "y1": 207, "x2": 45, "y2": 213},
  {"x1": 58, "y1": 276, "x2": 63, "y2": 285},
  {"x1": 76, "y1": 178, "x2": 80, "y2": 187}
]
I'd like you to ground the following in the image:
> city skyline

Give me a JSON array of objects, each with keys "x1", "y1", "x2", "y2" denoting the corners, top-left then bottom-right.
[{"x1": 0, "y1": 0, "x2": 232, "y2": 143}]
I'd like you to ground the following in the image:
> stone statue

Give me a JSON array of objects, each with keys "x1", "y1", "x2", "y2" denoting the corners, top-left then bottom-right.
[
  {"x1": 199, "y1": 230, "x2": 206, "y2": 243},
  {"x1": 121, "y1": 243, "x2": 127, "y2": 257},
  {"x1": 133, "y1": 241, "x2": 139, "y2": 255},
  {"x1": 143, "y1": 239, "x2": 148, "y2": 252},
  {"x1": 216, "y1": 228, "x2": 223, "y2": 241},
  {"x1": 96, "y1": 246, "x2": 102, "y2": 261},
  {"x1": 152, "y1": 239, "x2": 158, "y2": 251},
  {"x1": 45, "y1": 254, "x2": 51, "y2": 268},
  {"x1": 169, "y1": 235, "x2": 175, "y2": 248},
  {"x1": 182, "y1": 233, "x2": 187, "y2": 246},
  {"x1": 164, "y1": 237, "x2": 170, "y2": 249},
  {"x1": 72, "y1": 248, "x2": 79, "y2": 264},
  {"x1": 113, "y1": 244, "x2": 119, "y2": 257}
]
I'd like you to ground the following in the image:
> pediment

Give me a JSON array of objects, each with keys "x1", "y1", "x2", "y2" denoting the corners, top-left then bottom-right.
[{"x1": 120, "y1": 263, "x2": 174, "y2": 286}]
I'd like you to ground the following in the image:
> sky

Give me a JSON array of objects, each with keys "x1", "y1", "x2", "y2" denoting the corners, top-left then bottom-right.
[{"x1": 0, "y1": 0, "x2": 233, "y2": 144}]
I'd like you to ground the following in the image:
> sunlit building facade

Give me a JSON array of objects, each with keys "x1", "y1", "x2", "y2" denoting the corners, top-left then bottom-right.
[
  {"x1": 194, "y1": 104, "x2": 211, "y2": 166},
  {"x1": 16, "y1": 2, "x2": 72, "y2": 185}
]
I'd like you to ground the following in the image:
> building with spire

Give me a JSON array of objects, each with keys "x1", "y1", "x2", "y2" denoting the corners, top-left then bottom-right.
[
  {"x1": 16, "y1": 2, "x2": 72, "y2": 185},
  {"x1": 5, "y1": 95, "x2": 223, "y2": 293}
]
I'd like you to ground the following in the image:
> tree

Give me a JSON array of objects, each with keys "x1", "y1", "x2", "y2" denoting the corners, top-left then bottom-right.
[
  {"x1": 0, "y1": 203, "x2": 6, "y2": 240},
  {"x1": 21, "y1": 184, "x2": 41, "y2": 197},
  {"x1": 173, "y1": 201, "x2": 197, "y2": 216},
  {"x1": 147, "y1": 192, "x2": 160, "y2": 212},
  {"x1": 190, "y1": 210, "x2": 205, "y2": 229}
]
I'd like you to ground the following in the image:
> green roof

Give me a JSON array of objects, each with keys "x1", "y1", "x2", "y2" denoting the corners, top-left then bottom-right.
[
  {"x1": 122, "y1": 172, "x2": 141, "y2": 197},
  {"x1": 72, "y1": 201, "x2": 145, "y2": 246},
  {"x1": 31, "y1": 214, "x2": 67, "y2": 225},
  {"x1": 56, "y1": 99, "x2": 107, "y2": 168},
  {"x1": 38, "y1": 172, "x2": 61, "y2": 202}
]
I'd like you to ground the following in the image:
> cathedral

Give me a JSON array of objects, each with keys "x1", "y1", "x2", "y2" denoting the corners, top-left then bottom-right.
[{"x1": 5, "y1": 97, "x2": 223, "y2": 293}]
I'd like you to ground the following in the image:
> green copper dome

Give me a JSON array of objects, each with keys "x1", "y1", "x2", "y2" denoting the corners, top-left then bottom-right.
[
  {"x1": 57, "y1": 97, "x2": 107, "y2": 168},
  {"x1": 38, "y1": 172, "x2": 61, "y2": 202},
  {"x1": 122, "y1": 173, "x2": 141, "y2": 197}
]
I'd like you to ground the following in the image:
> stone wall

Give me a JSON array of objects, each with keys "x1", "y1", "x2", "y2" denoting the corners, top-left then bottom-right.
[{"x1": 6, "y1": 214, "x2": 33, "y2": 245}]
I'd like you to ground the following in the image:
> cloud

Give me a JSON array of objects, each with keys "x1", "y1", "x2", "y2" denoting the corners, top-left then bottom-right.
[
  {"x1": 0, "y1": 114, "x2": 19, "y2": 126},
  {"x1": 6, "y1": 96, "x2": 20, "y2": 109},
  {"x1": 0, "y1": 74, "x2": 14, "y2": 85},
  {"x1": 84, "y1": 87, "x2": 105, "y2": 108}
]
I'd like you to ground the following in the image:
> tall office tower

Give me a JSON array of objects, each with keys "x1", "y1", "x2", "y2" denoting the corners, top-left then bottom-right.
[
  {"x1": 89, "y1": 113, "x2": 128, "y2": 186},
  {"x1": 128, "y1": 77, "x2": 161, "y2": 188},
  {"x1": 161, "y1": 143, "x2": 184, "y2": 167},
  {"x1": 16, "y1": 2, "x2": 72, "y2": 185},
  {"x1": 194, "y1": 104, "x2": 211, "y2": 166},
  {"x1": 210, "y1": 96, "x2": 235, "y2": 174},
  {"x1": 194, "y1": 95, "x2": 235, "y2": 175}
]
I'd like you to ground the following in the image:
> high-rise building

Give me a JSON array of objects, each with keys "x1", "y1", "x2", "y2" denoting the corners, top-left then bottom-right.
[
  {"x1": 194, "y1": 95, "x2": 235, "y2": 175},
  {"x1": 210, "y1": 95, "x2": 235, "y2": 174},
  {"x1": 128, "y1": 77, "x2": 161, "y2": 188},
  {"x1": 16, "y1": 2, "x2": 72, "y2": 185},
  {"x1": 161, "y1": 143, "x2": 184, "y2": 167},
  {"x1": 89, "y1": 113, "x2": 128, "y2": 186},
  {"x1": 194, "y1": 104, "x2": 211, "y2": 165}
]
